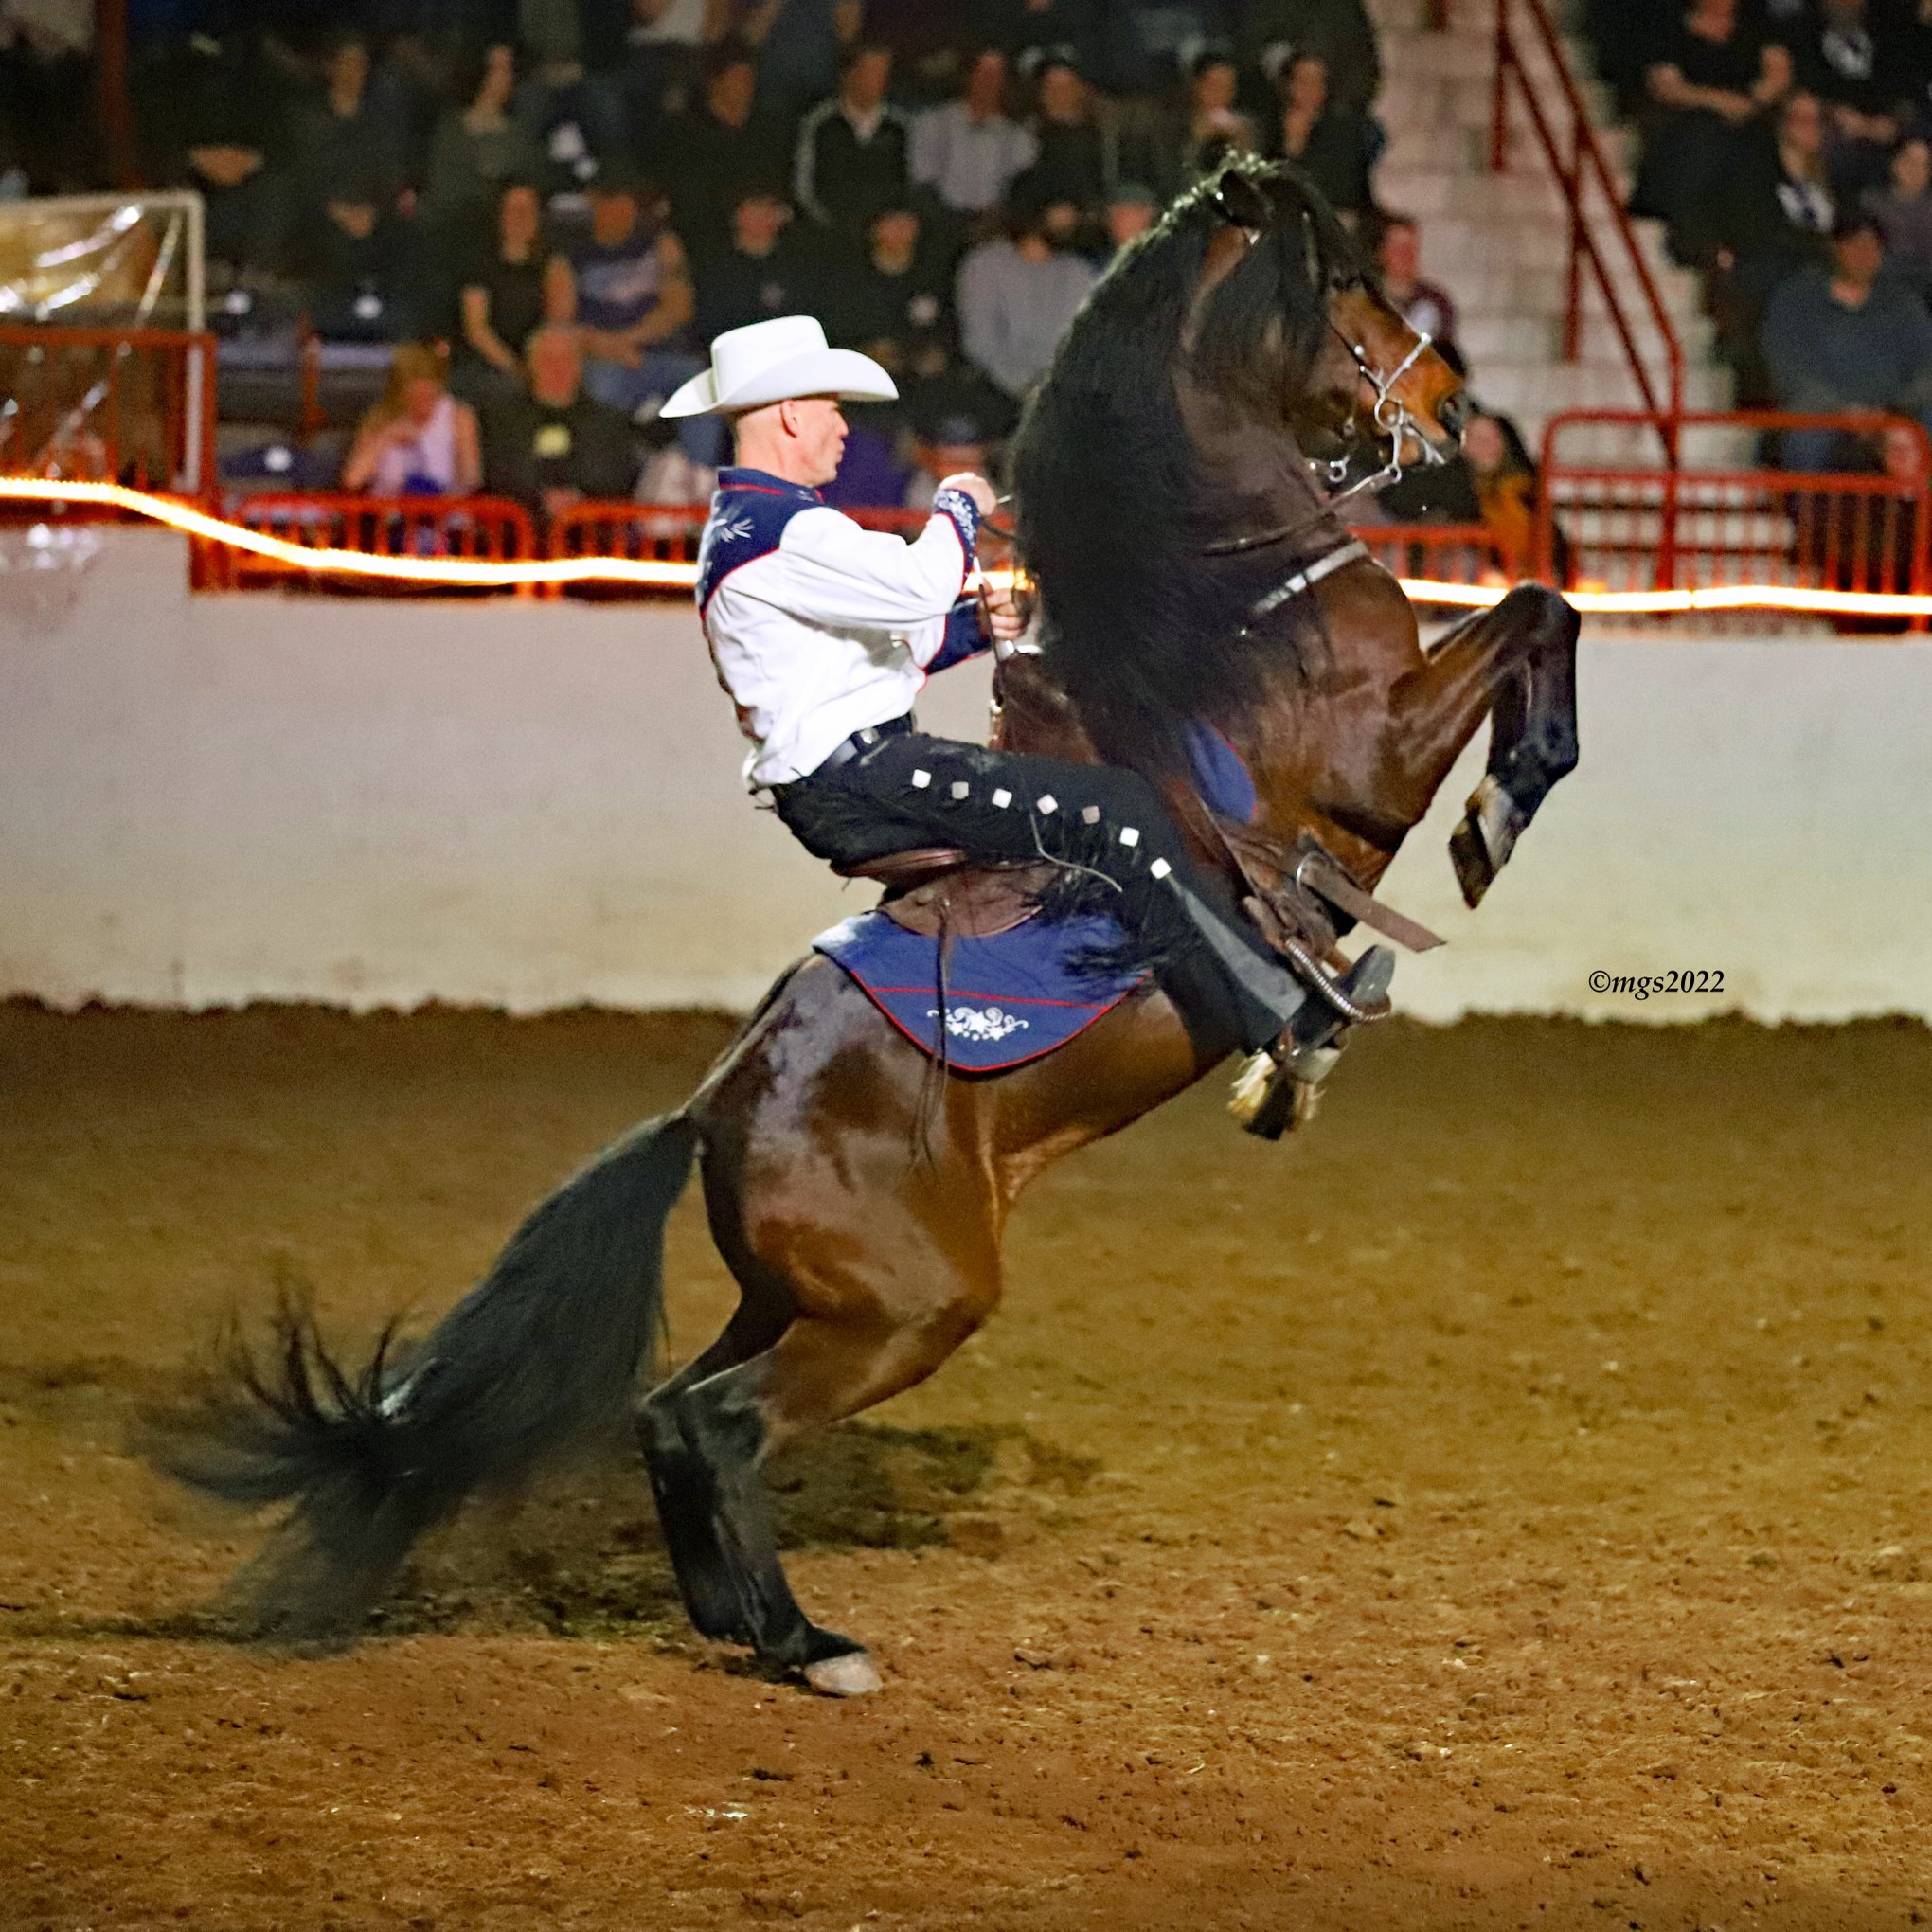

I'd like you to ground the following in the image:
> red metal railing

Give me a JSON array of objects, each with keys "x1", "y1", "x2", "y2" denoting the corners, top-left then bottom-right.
[
  {"x1": 0, "y1": 324, "x2": 217, "y2": 496},
  {"x1": 1355, "y1": 522, "x2": 1512, "y2": 584},
  {"x1": 1491, "y1": 0, "x2": 1685, "y2": 437},
  {"x1": 546, "y1": 499, "x2": 938, "y2": 578},
  {"x1": 1540, "y1": 410, "x2": 1932, "y2": 619},
  {"x1": 549, "y1": 506, "x2": 1510, "y2": 595},
  {"x1": 208, "y1": 492, "x2": 542, "y2": 594}
]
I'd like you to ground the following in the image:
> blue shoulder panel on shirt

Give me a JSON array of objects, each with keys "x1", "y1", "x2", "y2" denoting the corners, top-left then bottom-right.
[{"x1": 697, "y1": 471, "x2": 825, "y2": 611}]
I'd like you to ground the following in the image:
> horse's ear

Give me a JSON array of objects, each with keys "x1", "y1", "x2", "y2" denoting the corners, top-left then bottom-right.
[{"x1": 1208, "y1": 167, "x2": 1270, "y2": 235}]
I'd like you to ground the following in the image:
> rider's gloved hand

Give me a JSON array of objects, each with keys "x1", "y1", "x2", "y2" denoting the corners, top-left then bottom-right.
[{"x1": 939, "y1": 472, "x2": 999, "y2": 519}]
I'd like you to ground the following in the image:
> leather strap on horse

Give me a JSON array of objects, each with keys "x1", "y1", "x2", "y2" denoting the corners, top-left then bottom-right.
[
  {"x1": 1290, "y1": 843, "x2": 1445, "y2": 955},
  {"x1": 1209, "y1": 815, "x2": 1446, "y2": 957}
]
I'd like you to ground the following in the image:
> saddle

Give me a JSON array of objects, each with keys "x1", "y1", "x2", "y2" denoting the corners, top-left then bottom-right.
[
  {"x1": 836, "y1": 825, "x2": 1443, "y2": 971},
  {"x1": 835, "y1": 850, "x2": 1050, "y2": 939}
]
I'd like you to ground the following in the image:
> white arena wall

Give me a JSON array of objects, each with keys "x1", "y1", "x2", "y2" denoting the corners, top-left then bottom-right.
[{"x1": 2, "y1": 526, "x2": 1929, "y2": 1023}]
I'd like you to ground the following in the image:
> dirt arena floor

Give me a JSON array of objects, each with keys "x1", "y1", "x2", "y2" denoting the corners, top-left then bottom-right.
[{"x1": 4, "y1": 1001, "x2": 1931, "y2": 1931}]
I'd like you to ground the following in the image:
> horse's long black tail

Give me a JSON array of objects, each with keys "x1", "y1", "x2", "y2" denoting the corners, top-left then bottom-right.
[{"x1": 143, "y1": 1112, "x2": 701, "y2": 1641}]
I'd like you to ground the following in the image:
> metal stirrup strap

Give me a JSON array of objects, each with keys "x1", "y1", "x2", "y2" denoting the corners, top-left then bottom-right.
[{"x1": 1249, "y1": 539, "x2": 1370, "y2": 624}]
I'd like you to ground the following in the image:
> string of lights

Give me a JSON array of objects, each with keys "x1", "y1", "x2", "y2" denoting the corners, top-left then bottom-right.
[{"x1": 5, "y1": 475, "x2": 1932, "y2": 620}]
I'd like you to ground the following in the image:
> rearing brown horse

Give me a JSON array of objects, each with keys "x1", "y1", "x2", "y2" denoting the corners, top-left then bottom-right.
[{"x1": 150, "y1": 164, "x2": 1580, "y2": 1697}]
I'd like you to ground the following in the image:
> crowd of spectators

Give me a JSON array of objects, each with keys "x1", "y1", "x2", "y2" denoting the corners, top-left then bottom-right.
[
  {"x1": 1598, "y1": 0, "x2": 1932, "y2": 474},
  {"x1": 0, "y1": 0, "x2": 1435, "y2": 517}
]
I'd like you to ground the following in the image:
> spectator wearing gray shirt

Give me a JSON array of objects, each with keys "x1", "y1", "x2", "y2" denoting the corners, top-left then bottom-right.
[
  {"x1": 957, "y1": 171, "x2": 1099, "y2": 400},
  {"x1": 1763, "y1": 213, "x2": 1932, "y2": 470},
  {"x1": 910, "y1": 49, "x2": 1038, "y2": 218}
]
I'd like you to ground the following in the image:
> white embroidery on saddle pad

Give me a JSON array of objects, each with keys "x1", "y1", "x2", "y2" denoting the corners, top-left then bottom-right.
[{"x1": 928, "y1": 1003, "x2": 1030, "y2": 1043}]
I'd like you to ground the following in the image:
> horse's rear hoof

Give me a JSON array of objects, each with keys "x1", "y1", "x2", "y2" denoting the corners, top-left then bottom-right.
[{"x1": 804, "y1": 1649, "x2": 883, "y2": 1697}]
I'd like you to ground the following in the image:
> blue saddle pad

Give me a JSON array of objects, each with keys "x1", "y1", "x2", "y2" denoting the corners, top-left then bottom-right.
[{"x1": 814, "y1": 908, "x2": 1147, "y2": 1072}]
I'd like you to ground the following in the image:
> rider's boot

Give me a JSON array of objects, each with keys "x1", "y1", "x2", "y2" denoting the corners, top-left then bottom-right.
[{"x1": 1228, "y1": 944, "x2": 1396, "y2": 1140}]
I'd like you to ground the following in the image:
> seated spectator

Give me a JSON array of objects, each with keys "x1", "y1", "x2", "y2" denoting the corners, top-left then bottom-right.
[
  {"x1": 612, "y1": 0, "x2": 724, "y2": 154},
  {"x1": 957, "y1": 170, "x2": 1099, "y2": 401},
  {"x1": 903, "y1": 400, "x2": 997, "y2": 510},
  {"x1": 910, "y1": 47, "x2": 1038, "y2": 224},
  {"x1": 290, "y1": 34, "x2": 405, "y2": 238},
  {"x1": 341, "y1": 342, "x2": 483, "y2": 497},
  {"x1": 552, "y1": 171, "x2": 721, "y2": 467},
  {"x1": 296, "y1": 188, "x2": 421, "y2": 341},
  {"x1": 148, "y1": 23, "x2": 291, "y2": 279},
  {"x1": 1714, "y1": 89, "x2": 1835, "y2": 331},
  {"x1": 1463, "y1": 408, "x2": 1544, "y2": 577},
  {"x1": 967, "y1": 0, "x2": 1100, "y2": 76},
  {"x1": 694, "y1": 183, "x2": 818, "y2": 341},
  {"x1": 1583, "y1": 0, "x2": 1683, "y2": 117},
  {"x1": 1763, "y1": 214, "x2": 1932, "y2": 470},
  {"x1": 421, "y1": 44, "x2": 544, "y2": 244},
  {"x1": 1374, "y1": 405, "x2": 1557, "y2": 579},
  {"x1": 514, "y1": 0, "x2": 628, "y2": 198},
  {"x1": 1101, "y1": 179, "x2": 1160, "y2": 260},
  {"x1": 483, "y1": 322, "x2": 641, "y2": 514},
  {"x1": 821, "y1": 198, "x2": 952, "y2": 374},
  {"x1": 1849, "y1": 423, "x2": 1926, "y2": 610},
  {"x1": 1374, "y1": 214, "x2": 1465, "y2": 375},
  {"x1": 455, "y1": 180, "x2": 558, "y2": 408},
  {"x1": 1268, "y1": 52, "x2": 1377, "y2": 217},
  {"x1": 658, "y1": 38, "x2": 783, "y2": 265},
  {"x1": 1101, "y1": 0, "x2": 1220, "y2": 97},
  {"x1": 1024, "y1": 44, "x2": 1113, "y2": 215},
  {"x1": 794, "y1": 41, "x2": 910, "y2": 233},
  {"x1": 1139, "y1": 44, "x2": 1258, "y2": 205},
  {"x1": 1785, "y1": 0, "x2": 1905, "y2": 197},
  {"x1": 366, "y1": 25, "x2": 445, "y2": 191},
  {"x1": 740, "y1": 0, "x2": 843, "y2": 134},
  {"x1": 900, "y1": 349, "x2": 1019, "y2": 452},
  {"x1": 1630, "y1": 0, "x2": 1792, "y2": 266},
  {"x1": 1865, "y1": 136, "x2": 1932, "y2": 303},
  {"x1": 858, "y1": 0, "x2": 963, "y2": 104},
  {"x1": 1240, "y1": 0, "x2": 1381, "y2": 116}
]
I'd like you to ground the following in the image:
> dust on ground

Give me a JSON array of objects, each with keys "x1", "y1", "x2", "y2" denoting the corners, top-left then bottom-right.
[{"x1": 3, "y1": 1001, "x2": 1930, "y2": 1930}]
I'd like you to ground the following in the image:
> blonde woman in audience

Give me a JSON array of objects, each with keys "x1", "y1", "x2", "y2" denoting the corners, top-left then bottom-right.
[{"x1": 342, "y1": 343, "x2": 483, "y2": 498}]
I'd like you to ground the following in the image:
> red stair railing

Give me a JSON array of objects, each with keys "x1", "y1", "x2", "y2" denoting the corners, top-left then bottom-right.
[{"x1": 1492, "y1": 0, "x2": 1688, "y2": 585}]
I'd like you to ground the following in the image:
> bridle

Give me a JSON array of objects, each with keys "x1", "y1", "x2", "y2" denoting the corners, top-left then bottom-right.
[{"x1": 1201, "y1": 312, "x2": 1447, "y2": 561}]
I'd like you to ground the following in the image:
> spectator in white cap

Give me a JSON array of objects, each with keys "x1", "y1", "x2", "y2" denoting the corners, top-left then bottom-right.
[{"x1": 673, "y1": 313, "x2": 1340, "y2": 1137}]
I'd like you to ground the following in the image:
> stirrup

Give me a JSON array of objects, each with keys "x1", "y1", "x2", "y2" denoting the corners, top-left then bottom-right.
[{"x1": 1228, "y1": 946, "x2": 1396, "y2": 1141}]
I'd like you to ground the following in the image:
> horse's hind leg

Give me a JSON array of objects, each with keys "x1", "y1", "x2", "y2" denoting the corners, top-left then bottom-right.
[
  {"x1": 1385, "y1": 582, "x2": 1581, "y2": 907},
  {"x1": 635, "y1": 1299, "x2": 788, "y2": 1649},
  {"x1": 639, "y1": 1091, "x2": 1003, "y2": 1694}
]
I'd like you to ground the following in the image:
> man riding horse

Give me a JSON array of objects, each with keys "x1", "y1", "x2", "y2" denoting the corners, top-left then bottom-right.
[
  {"x1": 663, "y1": 309, "x2": 1396, "y2": 1136},
  {"x1": 150, "y1": 163, "x2": 1580, "y2": 1698}
]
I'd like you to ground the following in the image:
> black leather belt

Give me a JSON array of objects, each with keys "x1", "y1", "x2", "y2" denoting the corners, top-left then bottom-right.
[{"x1": 811, "y1": 713, "x2": 914, "y2": 777}]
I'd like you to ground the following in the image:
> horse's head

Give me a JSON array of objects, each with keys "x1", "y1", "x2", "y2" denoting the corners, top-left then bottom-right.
[{"x1": 1190, "y1": 163, "x2": 1466, "y2": 474}]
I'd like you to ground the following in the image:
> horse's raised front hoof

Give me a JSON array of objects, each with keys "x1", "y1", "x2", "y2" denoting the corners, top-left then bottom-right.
[
  {"x1": 803, "y1": 1649, "x2": 883, "y2": 1698},
  {"x1": 1449, "y1": 814, "x2": 1495, "y2": 909},
  {"x1": 1452, "y1": 775, "x2": 1527, "y2": 909}
]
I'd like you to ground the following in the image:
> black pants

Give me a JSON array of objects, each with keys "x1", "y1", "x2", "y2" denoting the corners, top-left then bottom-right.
[{"x1": 774, "y1": 731, "x2": 1307, "y2": 1055}]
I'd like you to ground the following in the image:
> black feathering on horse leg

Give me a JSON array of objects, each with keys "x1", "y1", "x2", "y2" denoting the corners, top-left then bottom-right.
[{"x1": 641, "y1": 1368, "x2": 876, "y2": 1687}]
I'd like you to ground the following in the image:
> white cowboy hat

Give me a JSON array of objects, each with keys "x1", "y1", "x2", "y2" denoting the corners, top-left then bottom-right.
[{"x1": 661, "y1": 315, "x2": 898, "y2": 418}]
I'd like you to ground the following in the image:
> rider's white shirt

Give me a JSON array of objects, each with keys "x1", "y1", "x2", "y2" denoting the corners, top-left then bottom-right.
[{"x1": 696, "y1": 468, "x2": 979, "y2": 787}]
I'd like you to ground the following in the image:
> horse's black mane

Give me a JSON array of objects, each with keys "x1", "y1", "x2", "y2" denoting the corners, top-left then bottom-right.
[{"x1": 1011, "y1": 159, "x2": 1368, "y2": 777}]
